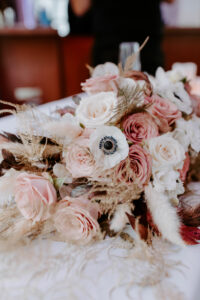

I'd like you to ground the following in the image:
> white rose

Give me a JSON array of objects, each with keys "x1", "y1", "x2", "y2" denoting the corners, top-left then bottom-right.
[
  {"x1": 147, "y1": 134, "x2": 185, "y2": 170},
  {"x1": 92, "y1": 62, "x2": 119, "y2": 78},
  {"x1": 76, "y1": 92, "x2": 116, "y2": 128}
]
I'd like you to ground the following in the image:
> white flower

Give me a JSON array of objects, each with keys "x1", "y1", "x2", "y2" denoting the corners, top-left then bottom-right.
[
  {"x1": 92, "y1": 62, "x2": 119, "y2": 78},
  {"x1": 172, "y1": 118, "x2": 191, "y2": 152},
  {"x1": 187, "y1": 115, "x2": 200, "y2": 153},
  {"x1": 147, "y1": 134, "x2": 185, "y2": 170},
  {"x1": 76, "y1": 92, "x2": 117, "y2": 128},
  {"x1": 173, "y1": 116, "x2": 200, "y2": 153},
  {"x1": 153, "y1": 168, "x2": 180, "y2": 193},
  {"x1": 172, "y1": 62, "x2": 197, "y2": 81},
  {"x1": 152, "y1": 67, "x2": 192, "y2": 114},
  {"x1": 53, "y1": 163, "x2": 73, "y2": 184},
  {"x1": 89, "y1": 126, "x2": 129, "y2": 170}
]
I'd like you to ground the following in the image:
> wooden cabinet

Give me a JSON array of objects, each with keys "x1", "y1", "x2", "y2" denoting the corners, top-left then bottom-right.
[{"x1": 0, "y1": 27, "x2": 64, "y2": 105}]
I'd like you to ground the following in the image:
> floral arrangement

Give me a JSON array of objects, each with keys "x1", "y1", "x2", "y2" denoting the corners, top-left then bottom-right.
[{"x1": 0, "y1": 58, "x2": 200, "y2": 247}]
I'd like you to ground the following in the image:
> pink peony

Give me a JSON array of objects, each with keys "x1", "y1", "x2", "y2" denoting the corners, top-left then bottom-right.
[
  {"x1": 15, "y1": 173, "x2": 57, "y2": 222},
  {"x1": 81, "y1": 74, "x2": 118, "y2": 94},
  {"x1": 179, "y1": 152, "x2": 190, "y2": 182},
  {"x1": 64, "y1": 135, "x2": 96, "y2": 178},
  {"x1": 146, "y1": 95, "x2": 182, "y2": 132},
  {"x1": 53, "y1": 197, "x2": 100, "y2": 244},
  {"x1": 129, "y1": 144, "x2": 152, "y2": 185},
  {"x1": 122, "y1": 112, "x2": 159, "y2": 144}
]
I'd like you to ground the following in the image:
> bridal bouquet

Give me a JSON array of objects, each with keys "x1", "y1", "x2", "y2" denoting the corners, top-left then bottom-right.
[{"x1": 0, "y1": 58, "x2": 200, "y2": 247}]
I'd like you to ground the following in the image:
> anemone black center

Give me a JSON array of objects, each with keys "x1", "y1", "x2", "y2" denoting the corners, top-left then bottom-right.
[{"x1": 104, "y1": 140, "x2": 113, "y2": 150}]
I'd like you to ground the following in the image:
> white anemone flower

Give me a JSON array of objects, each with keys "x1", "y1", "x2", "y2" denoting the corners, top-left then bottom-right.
[
  {"x1": 151, "y1": 67, "x2": 192, "y2": 114},
  {"x1": 89, "y1": 126, "x2": 129, "y2": 170}
]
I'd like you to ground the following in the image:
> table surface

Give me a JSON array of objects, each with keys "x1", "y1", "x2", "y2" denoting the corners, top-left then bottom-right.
[{"x1": 0, "y1": 97, "x2": 200, "y2": 300}]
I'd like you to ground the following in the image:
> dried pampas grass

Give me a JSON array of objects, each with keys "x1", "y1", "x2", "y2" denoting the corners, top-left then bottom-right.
[{"x1": 145, "y1": 183, "x2": 184, "y2": 246}]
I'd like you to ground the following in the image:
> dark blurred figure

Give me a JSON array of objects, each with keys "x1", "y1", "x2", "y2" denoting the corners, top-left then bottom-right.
[
  {"x1": 70, "y1": 0, "x2": 175, "y2": 75},
  {"x1": 68, "y1": 1, "x2": 93, "y2": 35}
]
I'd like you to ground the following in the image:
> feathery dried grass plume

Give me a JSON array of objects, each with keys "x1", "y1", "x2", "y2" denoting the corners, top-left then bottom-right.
[
  {"x1": 89, "y1": 164, "x2": 142, "y2": 215},
  {"x1": 107, "y1": 83, "x2": 145, "y2": 125},
  {"x1": 0, "y1": 101, "x2": 62, "y2": 174}
]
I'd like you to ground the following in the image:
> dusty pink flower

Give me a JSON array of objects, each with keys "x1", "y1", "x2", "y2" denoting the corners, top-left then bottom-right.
[
  {"x1": 53, "y1": 197, "x2": 100, "y2": 244},
  {"x1": 129, "y1": 144, "x2": 152, "y2": 185},
  {"x1": 179, "y1": 152, "x2": 190, "y2": 182},
  {"x1": 81, "y1": 74, "x2": 118, "y2": 94},
  {"x1": 146, "y1": 95, "x2": 181, "y2": 132},
  {"x1": 15, "y1": 173, "x2": 57, "y2": 222},
  {"x1": 122, "y1": 112, "x2": 159, "y2": 144},
  {"x1": 116, "y1": 144, "x2": 152, "y2": 186},
  {"x1": 64, "y1": 135, "x2": 96, "y2": 178}
]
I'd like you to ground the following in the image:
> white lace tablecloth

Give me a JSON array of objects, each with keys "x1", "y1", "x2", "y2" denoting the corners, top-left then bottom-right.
[{"x1": 0, "y1": 97, "x2": 200, "y2": 300}]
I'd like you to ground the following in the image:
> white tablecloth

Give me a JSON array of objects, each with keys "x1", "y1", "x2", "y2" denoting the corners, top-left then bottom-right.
[{"x1": 0, "y1": 97, "x2": 200, "y2": 300}]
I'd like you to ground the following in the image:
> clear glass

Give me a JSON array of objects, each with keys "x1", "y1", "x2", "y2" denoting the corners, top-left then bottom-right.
[{"x1": 119, "y1": 42, "x2": 141, "y2": 71}]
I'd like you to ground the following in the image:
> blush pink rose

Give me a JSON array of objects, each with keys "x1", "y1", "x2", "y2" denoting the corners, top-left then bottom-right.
[
  {"x1": 15, "y1": 173, "x2": 57, "y2": 222},
  {"x1": 146, "y1": 95, "x2": 182, "y2": 132},
  {"x1": 64, "y1": 135, "x2": 96, "y2": 178},
  {"x1": 53, "y1": 197, "x2": 100, "y2": 244},
  {"x1": 81, "y1": 74, "x2": 118, "y2": 94},
  {"x1": 117, "y1": 144, "x2": 152, "y2": 186},
  {"x1": 129, "y1": 144, "x2": 152, "y2": 185},
  {"x1": 179, "y1": 152, "x2": 190, "y2": 182},
  {"x1": 122, "y1": 112, "x2": 159, "y2": 144}
]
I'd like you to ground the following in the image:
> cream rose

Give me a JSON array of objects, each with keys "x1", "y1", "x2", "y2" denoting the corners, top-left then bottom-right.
[
  {"x1": 147, "y1": 134, "x2": 185, "y2": 170},
  {"x1": 76, "y1": 92, "x2": 116, "y2": 128},
  {"x1": 15, "y1": 173, "x2": 57, "y2": 222},
  {"x1": 53, "y1": 197, "x2": 100, "y2": 245},
  {"x1": 64, "y1": 135, "x2": 96, "y2": 178}
]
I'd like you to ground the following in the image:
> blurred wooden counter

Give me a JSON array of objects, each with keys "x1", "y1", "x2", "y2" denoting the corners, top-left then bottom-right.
[
  {"x1": 0, "y1": 27, "x2": 199, "y2": 106},
  {"x1": 163, "y1": 27, "x2": 200, "y2": 74}
]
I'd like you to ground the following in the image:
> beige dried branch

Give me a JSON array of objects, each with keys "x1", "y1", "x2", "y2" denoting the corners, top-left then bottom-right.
[
  {"x1": 107, "y1": 84, "x2": 145, "y2": 125},
  {"x1": 123, "y1": 36, "x2": 149, "y2": 74},
  {"x1": 86, "y1": 64, "x2": 94, "y2": 76}
]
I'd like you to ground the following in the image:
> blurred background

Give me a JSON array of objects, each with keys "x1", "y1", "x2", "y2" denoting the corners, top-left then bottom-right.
[{"x1": 0, "y1": 0, "x2": 199, "y2": 108}]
